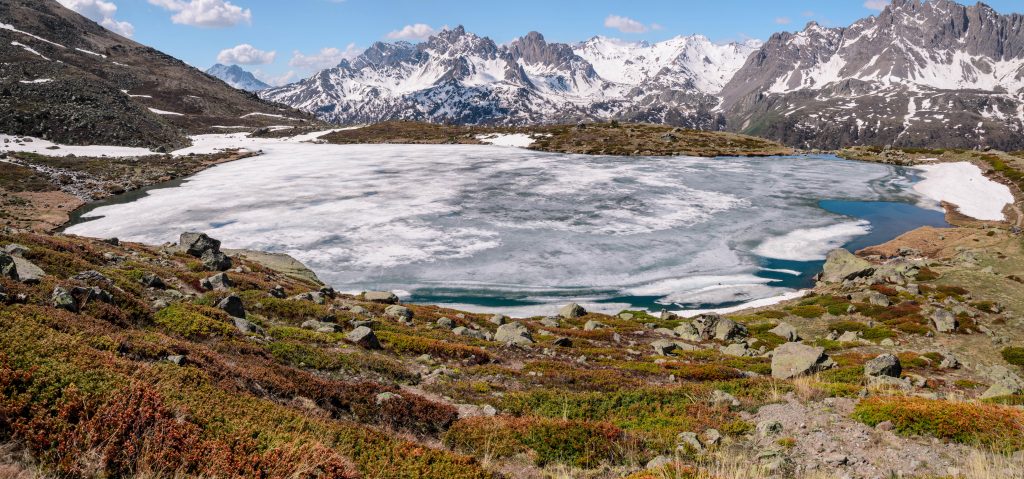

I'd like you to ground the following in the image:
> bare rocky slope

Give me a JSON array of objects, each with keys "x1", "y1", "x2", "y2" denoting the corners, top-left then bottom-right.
[{"x1": 0, "y1": 0, "x2": 317, "y2": 149}]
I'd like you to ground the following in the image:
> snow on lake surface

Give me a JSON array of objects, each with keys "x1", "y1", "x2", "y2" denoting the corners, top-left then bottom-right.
[
  {"x1": 912, "y1": 162, "x2": 1014, "y2": 221},
  {"x1": 62, "y1": 136, "x2": 947, "y2": 315},
  {"x1": 476, "y1": 133, "x2": 536, "y2": 148}
]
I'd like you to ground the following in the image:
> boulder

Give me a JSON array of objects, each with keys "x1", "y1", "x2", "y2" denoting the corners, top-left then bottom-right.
[
  {"x1": 51, "y1": 286, "x2": 77, "y2": 312},
  {"x1": 721, "y1": 343, "x2": 753, "y2": 357},
  {"x1": 269, "y1": 285, "x2": 287, "y2": 298},
  {"x1": 363, "y1": 291, "x2": 399, "y2": 304},
  {"x1": 384, "y1": 305, "x2": 413, "y2": 320},
  {"x1": 931, "y1": 309, "x2": 957, "y2": 333},
  {"x1": 646, "y1": 455, "x2": 674, "y2": 470},
  {"x1": 140, "y1": 273, "x2": 165, "y2": 289},
  {"x1": 4, "y1": 244, "x2": 29, "y2": 257},
  {"x1": 820, "y1": 248, "x2": 874, "y2": 283},
  {"x1": 710, "y1": 390, "x2": 740, "y2": 409},
  {"x1": 494, "y1": 322, "x2": 534, "y2": 345},
  {"x1": 488, "y1": 314, "x2": 507, "y2": 325},
  {"x1": 200, "y1": 272, "x2": 232, "y2": 291},
  {"x1": 673, "y1": 322, "x2": 701, "y2": 342},
  {"x1": 868, "y1": 292, "x2": 890, "y2": 307},
  {"x1": 771, "y1": 343, "x2": 834, "y2": 379},
  {"x1": 11, "y1": 257, "x2": 44, "y2": 283},
  {"x1": 179, "y1": 232, "x2": 221, "y2": 257},
  {"x1": 768, "y1": 322, "x2": 800, "y2": 342},
  {"x1": 216, "y1": 295, "x2": 246, "y2": 318},
  {"x1": 583, "y1": 320, "x2": 605, "y2": 331},
  {"x1": 0, "y1": 253, "x2": 19, "y2": 280},
  {"x1": 702, "y1": 428, "x2": 722, "y2": 447},
  {"x1": 651, "y1": 339, "x2": 678, "y2": 356},
  {"x1": 452, "y1": 326, "x2": 489, "y2": 341},
  {"x1": 981, "y1": 365, "x2": 1024, "y2": 399},
  {"x1": 837, "y1": 331, "x2": 862, "y2": 343},
  {"x1": 233, "y1": 317, "x2": 264, "y2": 335},
  {"x1": 201, "y1": 250, "x2": 232, "y2": 271},
  {"x1": 713, "y1": 317, "x2": 747, "y2": 341},
  {"x1": 346, "y1": 326, "x2": 381, "y2": 349},
  {"x1": 436, "y1": 317, "x2": 455, "y2": 329},
  {"x1": 539, "y1": 316, "x2": 560, "y2": 328},
  {"x1": 864, "y1": 353, "x2": 901, "y2": 377},
  {"x1": 756, "y1": 420, "x2": 783, "y2": 437},
  {"x1": 676, "y1": 432, "x2": 704, "y2": 452},
  {"x1": 558, "y1": 302, "x2": 586, "y2": 319},
  {"x1": 552, "y1": 337, "x2": 573, "y2": 347}
]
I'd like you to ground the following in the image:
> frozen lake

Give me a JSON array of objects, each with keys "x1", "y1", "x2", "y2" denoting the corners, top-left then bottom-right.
[{"x1": 65, "y1": 142, "x2": 947, "y2": 316}]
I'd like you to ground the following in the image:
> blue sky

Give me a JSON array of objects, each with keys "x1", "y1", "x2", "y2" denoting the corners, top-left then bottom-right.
[{"x1": 59, "y1": 0, "x2": 1024, "y2": 86}]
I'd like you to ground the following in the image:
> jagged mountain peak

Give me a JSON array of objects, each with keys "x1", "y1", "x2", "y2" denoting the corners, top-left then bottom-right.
[{"x1": 206, "y1": 63, "x2": 269, "y2": 92}]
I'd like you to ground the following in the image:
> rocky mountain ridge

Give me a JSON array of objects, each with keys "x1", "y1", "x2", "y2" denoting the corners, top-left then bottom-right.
[
  {"x1": 264, "y1": 0, "x2": 1024, "y2": 149},
  {"x1": 205, "y1": 63, "x2": 269, "y2": 92}
]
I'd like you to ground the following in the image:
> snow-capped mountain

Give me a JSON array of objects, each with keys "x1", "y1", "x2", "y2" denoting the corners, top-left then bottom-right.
[
  {"x1": 206, "y1": 64, "x2": 269, "y2": 92},
  {"x1": 260, "y1": 27, "x2": 759, "y2": 128},
  {"x1": 721, "y1": 0, "x2": 1024, "y2": 149}
]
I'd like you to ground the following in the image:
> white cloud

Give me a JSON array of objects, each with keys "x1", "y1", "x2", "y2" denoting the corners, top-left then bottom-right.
[
  {"x1": 774, "y1": 17, "x2": 791, "y2": 25},
  {"x1": 604, "y1": 15, "x2": 650, "y2": 34},
  {"x1": 216, "y1": 43, "x2": 275, "y2": 65},
  {"x1": 863, "y1": 0, "x2": 888, "y2": 10},
  {"x1": 386, "y1": 23, "x2": 436, "y2": 41},
  {"x1": 58, "y1": 0, "x2": 135, "y2": 37},
  {"x1": 148, "y1": 0, "x2": 252, "y2": 28},
  {"x1": 289, "y1": 44, "x2": 362, "y2": 71},
  {"x1": 253, "y1": 69, "x2": 295, "y2": 86}
]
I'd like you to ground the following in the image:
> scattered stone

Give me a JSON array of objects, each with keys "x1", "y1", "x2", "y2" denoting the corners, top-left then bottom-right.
[
  {"x1": 200, "y1": 272, "x2": 232, "y2": 290},
  {"x1": 436, "y1": 317, "x2": 455, "y2": 329},
  {"x1": 583, "y1": 320, "x2": 605, "y2": 331},
  {"x1": 768, "y1": 322, "x2": 800, "y2": 341},
  {"x1": 346, "y1": 326, "x2": 381, "y2": 349},
  {"x1": 4, "y1": 244, "x2": 29, "y2": 257},
  {"x1": 0, "y1": 253, "x2": 18, "y2": 280},
  {"x1": 180, "y1": 232, "x2": 232, "y2": 271},
  {"x1": 102, "y1": 237, "x2": 119, "y2": 246},
  {"x1": 51, "y1": 286, "x2": 77, "y2": 312},
  {"x1": 201, "y1": 250, "x2": 232, "y2": 271},
  {"x1": 820, "y1": 248, "x2": 875, "y2": 283},
  {"x1": 452, "y1": 326, "x2": 489, "y2": 341},
  {"x1": 868, "y1": 375, "x2": 912, "y2": 390},
  {"x1": 301, "y1": 320, "x2": 340, "y2": 333},
  {"x1": 646, "y1": 455, "x2": 673, "y2": 470},
  {"x1": 350, "y1": 305, "x2": 369, "y2": 315},
  {"x1": 494, "y1": 322, "x2": 534, "y2": 345},
  {"x1": 691, "y1": 314, "x2": 748, "y2": 342},
  {"x1": 233, "y1": 317, "x2": 264, "y2": 335},
  {"x1": 879, "y1": 338, "x2": 896, "y2": 347},
  {"x1": 363, "y1": 291, "x2": 399, "y2": 304},
  {"x1": 837, "y1": 331, "x2": 862, "y2": 343},
  {"x1": 384, "y1": 305, "x2": 413, "y2": 320},
  {"x1": 981, "y1": 365, "x2": 1024, "y2": 399},
  {"x1": 375, "y1": 392, "x2": 401, "y2": 404},
  {"x1": 552, "y1": 337, "x2": 573, "y2": 347},
  {"x1": 269, "y1": 285, "x2": 287, "y2": 298},
  {"x1": 140, "y1": 273, "x2": 165, "y2": 289},
  {"x1": 676, "y1": 432, "x2": 704, "y2": 452},
  {"x1": 771, "y1": 343, "x2": 834, "y2": 379},
  {"x1": 10, "y1": 256, "x2": 44, "y2": 284},
  {"x1": 166, "y1": 354, "x2": 186, "y2": 366},
  {"x1": 931, "y1": 309, "x2": 958, "y2": 333},
  {"x1": 216, "y1": 295, "x2": 245, "y2": 318},
  {"x1": 488, "y1": 314, "x2": 507, "y2": 325},
  {"x1": 824, "y1": 454, "x2": 849, "y2": 466},
  {"x1": 756, "y1": 420, "x2": 783, "y2": 437},
  {"x1": 710, "y1": 390, "x2": 740, "y2": 409},
  {"x1": 721, "y1": 342, "x2": 753, "y2": 357},
  {"x1": 939, "y1": 353, "x2": 960, "y2": 369},
  {"x1": 619, "y1": 312, "x2": 634, "y2": 320},
  {"x1": 868, "y1": 292, "x2": 891, "y2": 307},
  {"x1": 558, "y1": 302, "x2": 586, "y2": 319},
  {"x1": 674, "y1": 322, "x2": 701, "y2": 341},
  {"x1": 864, "y1": 353, "x2": 901, "y2": 377},
  {"x1": 651, "y1": 339, "x2": 678, "y2": 356}
]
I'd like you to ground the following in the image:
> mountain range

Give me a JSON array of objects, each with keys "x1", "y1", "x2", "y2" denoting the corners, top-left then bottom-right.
[
  {"x1": 206, "y1": 63, "x2": 269, "y2": 92},
  {"x1": 260, "y1": 0, "x2": 1024, "y2": 150}
]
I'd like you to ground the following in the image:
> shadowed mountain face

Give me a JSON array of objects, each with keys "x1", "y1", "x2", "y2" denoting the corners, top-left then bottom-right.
[
  {"x1": 0, "y1": 0, "x2": 312, "y2": 149},
  {"x1": 721, "y1": 0, "x2": 1024, "y2": 150}
]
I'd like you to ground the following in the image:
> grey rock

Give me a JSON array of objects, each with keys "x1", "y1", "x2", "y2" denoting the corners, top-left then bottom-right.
[
  {"x1": 768, "y1": 322, "x2": 800, "y2": 341},
  {"x1": 216, "y1": 295, "x2": 246, "y2": 318},
  {"x1": 452, "y1": 326, "x2": 489, "y2": 340},
  {"x1": 539, "y1": 316, "x2": 560, "y2": 328},
  {"x1": 981, "y1": 365, "x2": 1024, "y2": 399},
  {"x1": 350, "y1": 305, "x2": 369, "y2": 315},
  {"x1": 676, "y1": 431, "x2": 704, "y2": 452},
  {"x1": 4, "y1": 244, "x2": 29, "y2": 257},
  {"x1": 346, "y1": 326, "x2": 382, "y2": 349},
  {"x1": 868, "y1": 292, "x2": 891, "y2": 307},
  {"x1": 756, "y1": 420, "x2": 783, "y2": 437},
  {"x1": 645, "y1": 455, "x2": 673, "y2": 470},
  {"x1": 864, "y1": 353, "x2": 901, "y2": 377},
  {"x1": 301, "y1": 319, "x2": 340, "y2": 333},
  {"x1": 51, "y1": 286, "x2": 77, "y2": 312},
  {"x1": 673, "y1": 322, "x2": 702, "y2": 341},
  {"x1": 0, "y1": 253, "x2": 18, "y2": 280},
  {"x1": 583, "y1": 320, "x2": 605, "y2": 331},
  {"x1": 166, "y1": 355, "x2": 186, "y2": 366},
  {"x1": 384, "y1": 305, "x2": 413, "y2": 320},
  {"x1": 939, "y1": 353, "x2": 960, "y2": 369},
  {"x1": 233, "y1": 317, "x2": 264, "y2": 335},
  {"x1": 488, "y1": 314, "x2": 507, "y2": 325},
  {"x1": 552, "y1": 337, "x2": 573, "y2": 347},
  {"x1": 710, "y1": 390, "x2": 740, "y2": 408},
  {"x1": 558, "y1": 302, "x2": 586, "y2": 319},
  {"x1": 200, "y1": 272, "x2": 232, "y2": 291},
  {"x1": 837, "y1": 330, "x2": 862, "y2": 343},
  {"x1": 703, "y1": 428, "x2": 722, "y2": 447},
  {"x1": 721, "y1": 342, "x2": 753, "y2": 357},
  {"x1": 363, "y1": 291, "x2": 399, "y2": 304},
  {"x1": 140, "y1": 273, "x2": 165, "y2": 289},
  {"x1": 11, "y1": 256, "x2": 44, "y2": 284},
  {"x1": 179, "y1": 232, "x2": 221, "y2": 257},
  {"x1": 269, "y1": 285, "x2": 287, "y2": 298},
  {"x1": 651, "y1": 339, "x2": 678, "y2": 356},
  {"x1": 931, "y1": 308, "x2": 958, "y2": 333},
  {"x1": 819, "y1": 249, "x2": 874, "y2": 283},
  {"x1": 771, "y1": 343, "x2": 834, "y2": 379},
  {"x1": 494, "y1": 322, "x2": 534, "y2": 345},
  {"x1": 201, "y1": 250, "x2": 232, "y2": 271},
  {"x1": 436, "y1": 317, "x2": 455, "y2": 329}
]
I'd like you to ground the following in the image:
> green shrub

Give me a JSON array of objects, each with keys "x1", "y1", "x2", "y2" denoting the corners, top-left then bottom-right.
[
  {"x1": 153, "y1": 304, "x2": 233, "y2": 339},
  {"x1": 788, "y1": 305, "x2": 825, "y2": 318},
  {"x1": 1001, "y1": 347, "x2": 1024, "y2": 368},
  {"x1": 853, "y1": 396, "x2": 1024, "y2": 451}
]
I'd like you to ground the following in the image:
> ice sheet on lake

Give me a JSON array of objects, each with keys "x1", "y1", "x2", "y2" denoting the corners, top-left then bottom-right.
[
  {"x1": 913, "y1": 162, "x2": 1014, "y2": 221},
  {"x1": 65, "y1": 142, "x2": 923, "y2": 310}
]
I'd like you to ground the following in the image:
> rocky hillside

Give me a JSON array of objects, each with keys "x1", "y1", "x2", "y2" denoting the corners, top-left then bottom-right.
[
  {"x1": 721, "y1": 0, "x2": 1024, "y2": 150},
  {"x1": 260, "y1": 27, "x2": 758, "y2": 129},
  {"x1": 0, "y1": 0, "x2": 315, "y2": 149}
]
